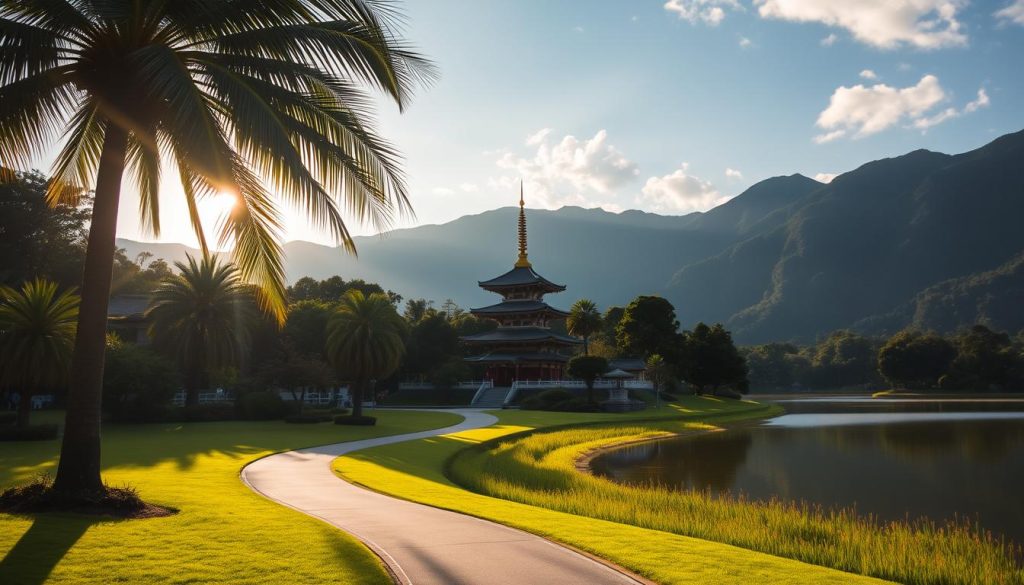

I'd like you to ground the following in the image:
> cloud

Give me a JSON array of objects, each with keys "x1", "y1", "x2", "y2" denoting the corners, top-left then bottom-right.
[
  {"x1": 814, "y1": 172, "x2": 838, "y2": 183},
  {"x1": 755, "y1": 0, "x2": 968, "y2": 49},
  {"x1": 496, "y1": 129, "x2": 639, "y2": 208},
  {"x1": 995, "y1": 0, "x2": 1024, "y2": 25},
  {"x1": 814, "y1": 75, "x2": 946, "y2": 142},
  {"x1": 525, "y1": 128, "x2": 552, "y2": 146},
  {"x1": 859, "y1": 69, "x2": 878, "y2": 80},
  {"x1": 739, "y1": 36, "x2": 753, "y2": 48},
  {"x1": 664, "y1": 0, "x2": 741, "y2": 25},
  {"x1": 815, "y1": 76, "x2": 991, "y2": 142},
  {"x1": 820, "y1": 33, "x2": 838, "y2": 46},
  {"x1": 725, "y1": 168, "x2": 744, "y2": 180},
  {"x1": 459, "y1": 183, "x2": 479, "y2": 193},
  {"x1": 640, "y1": 163, "x2": 728, "y2": 214},
  {"x1": 572, "y1": 25, "x2": 584, "y2": 33},
  {"x1": 964, "y1": 88, "x2": 990, "y2": 113}
]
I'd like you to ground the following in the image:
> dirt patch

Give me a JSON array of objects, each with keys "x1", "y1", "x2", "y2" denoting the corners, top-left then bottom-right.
[{"x1": 0, "y1": 477, "x2": 177, "y2": 519}]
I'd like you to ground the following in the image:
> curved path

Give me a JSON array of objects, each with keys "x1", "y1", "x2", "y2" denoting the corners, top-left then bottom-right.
[{"x1": 242, "y1": 409, "x2": 644, "y2": 585}]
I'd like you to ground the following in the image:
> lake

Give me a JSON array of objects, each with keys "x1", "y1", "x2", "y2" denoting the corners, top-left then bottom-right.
[{"x1": 589, "y1": 396, "x2": 1024, "y2": 544}]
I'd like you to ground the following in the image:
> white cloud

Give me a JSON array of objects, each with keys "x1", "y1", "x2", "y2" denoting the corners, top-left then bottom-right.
[
  {"x1": 860, "y1": 69, "x2": 878, "y2": 80},
  {"x1": 640, "y1": 163, "x2": 728, "y2": 214},
  {"x1": 525, "y1": 128, "x2": 552, "y2": 146},
  {"x1": 964, "y1": 88, "x2": 990, "y2": 113},
  {"x1": 755, "y1": 0, "x2": 968, "y2": 49},
  {"x1": 820, "y1": 33, "x2": 839, "y2": 46},
  {"x1": 815, "y1": 76, "x2": 991, "y2": 142},
  {"x1": 814, "y1": 75, "x2": 947, "y2": 142},
  {"x1": 572, "y1": 25, "x2": 584, "y2": 33},
  {"x1": 739, "y1": 36, "x2": 753, "y2": 48},
  {"x1": 496, "y1": 129, "x2": 639, "y2": 208},
  {"x1": 459, "y1": 183, "x2": 479, "y2": 193},
  {"x1": 995, "y1": 0, "x2": 1024, "y2": 25},
  {"x1": 814, "y1": 172, "x2": 838, "y2": 183},
  {"x1": 664, "y1": 0, "x2": 741, "y2": 25},
  {"x1": 725, "y1": 167, "x2": 744, "y2": 180}
]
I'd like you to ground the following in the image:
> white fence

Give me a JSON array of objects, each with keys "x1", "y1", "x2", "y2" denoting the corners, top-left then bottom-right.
[
  {"x1": 398, "y1": 380, "x2": 493, "y2": 391},
  {"x1": 171, "y1": 389, "x2": 233, "y2": 406}
]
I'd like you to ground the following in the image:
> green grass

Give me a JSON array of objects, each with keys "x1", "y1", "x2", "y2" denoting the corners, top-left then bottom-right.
[
  {"x1": 380, "y1": 387, "x2": 476, "y2": 406},
  {"x1": 335, "y1": 397, "x2": 894, "y2": 585},
  {"x1": 448, "y1": 419, "x2": 1023, "y2": 585},
  {"x1": 0, "y1": 409, "x2": 463, "y2": 585}
]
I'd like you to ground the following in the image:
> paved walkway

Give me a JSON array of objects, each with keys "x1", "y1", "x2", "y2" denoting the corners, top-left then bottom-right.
[{"x1": 242, "y1": 409, "x2": 643, "y2": 585}]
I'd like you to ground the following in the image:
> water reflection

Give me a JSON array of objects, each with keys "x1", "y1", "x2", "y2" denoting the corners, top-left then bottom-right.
[{"x1": 590, "y1": 398, "x2": 1024, "y2": 544}]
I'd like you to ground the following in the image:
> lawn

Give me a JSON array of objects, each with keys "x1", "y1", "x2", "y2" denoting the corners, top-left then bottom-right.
[
  {"x1": 334, "y1": 397, "x2": 894, "y2": 585},
  {"x1": 0, "y1": 409, "x2": 463, "y2": 585}
]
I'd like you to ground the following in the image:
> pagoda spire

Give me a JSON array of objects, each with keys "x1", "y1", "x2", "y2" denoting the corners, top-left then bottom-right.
[{"x1": 515, "y1": 182, "x2": 531, "y2": 268}]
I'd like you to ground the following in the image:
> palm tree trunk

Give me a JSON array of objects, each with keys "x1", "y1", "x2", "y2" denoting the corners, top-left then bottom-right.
[
  {"x1": 16, "y1": 390, "x2": 32, "y2": 428},
  {"x1": 352, "y1": 379, "x2": 363, "y2": 417},
  {"x1": 52, "y1": 125, "x2": 129, "y2": 497}
]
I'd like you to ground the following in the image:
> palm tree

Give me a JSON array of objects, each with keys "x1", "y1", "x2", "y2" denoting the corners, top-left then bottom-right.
[
  {"x1": 147, "y1": 255, "x2": 256, "y2": 407},
  {"x1": 326, "y1": 290, "x2": 405, "y2": 418},
  {"x1": 0, "y1": 1, "x2": 432, "y2": 496},
  {"x1": 567, "y1": 299, "x2": 602, "y2": 355},
  {"x1": 0, "y1": 280, "x2": 79, "y2": 427}
]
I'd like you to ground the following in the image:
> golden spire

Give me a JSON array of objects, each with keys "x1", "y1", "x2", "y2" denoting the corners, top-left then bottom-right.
[{"x1": 515, "y1": 181, "x2": 531, "y2": 268}]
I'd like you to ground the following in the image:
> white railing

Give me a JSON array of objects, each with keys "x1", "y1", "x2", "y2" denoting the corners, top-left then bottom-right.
[
  {"x1": 470, "y1": 379, "x2": 496, "y2": 405},
  {"x1": 172, "y1": 389, "x2": 233, "y2": 406},
  {"x1": 398, "y1": 380, "x2": 493, "y2": 391},
  {"x1": 503, "y1": 378, "x2": 654, "y2": 405}
]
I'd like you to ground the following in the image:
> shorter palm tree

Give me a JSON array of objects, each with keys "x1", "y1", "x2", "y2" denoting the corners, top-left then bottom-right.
[
  {"x1": 326, "y1": 291, "x2": 406, "y2": 418},
  {"x1": 0, "y1": 280, "x2": 79, "y2": 426},
  {"x1": 567, "y1": 299, "x2": 602, "y2": 355},
  {"x1": 147, "y1": 255, "x2": 256, "y2": 406}
]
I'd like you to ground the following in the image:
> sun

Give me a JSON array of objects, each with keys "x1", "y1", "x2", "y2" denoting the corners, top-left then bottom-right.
[{"x1": 210, "y1": 190, "x2": 239, "y2": 213}]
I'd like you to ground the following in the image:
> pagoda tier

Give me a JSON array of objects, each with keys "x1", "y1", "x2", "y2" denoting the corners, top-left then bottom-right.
[{"x1": 460, "y1": 186, "x2": 581, "y2": 387}]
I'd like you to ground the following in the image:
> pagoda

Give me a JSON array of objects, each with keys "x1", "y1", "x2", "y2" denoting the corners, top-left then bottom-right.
[{"x1": 462, "y1": 187, "x2": 581, "y2": 386}]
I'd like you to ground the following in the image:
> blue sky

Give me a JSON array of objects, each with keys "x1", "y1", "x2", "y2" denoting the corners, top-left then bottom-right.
[{"x1": 113, "y1": 0, "x2": 1024, "y2": 246}]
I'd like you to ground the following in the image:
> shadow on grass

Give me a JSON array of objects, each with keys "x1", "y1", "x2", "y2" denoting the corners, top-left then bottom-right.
[{"x1": 0, "y1": 514, "x2": 98, "y2": 585}]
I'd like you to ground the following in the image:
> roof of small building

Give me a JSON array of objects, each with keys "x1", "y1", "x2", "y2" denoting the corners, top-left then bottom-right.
[
  {"x1": 461, "y1": 326, "x2": 581, "y2": 345},
  {"x1": 464, "y1": 352, "x2": 571, "y2": 364},
  {"x1": 107, "y1": 294, "x2": 151, "y2": 320},
  {"x1": 609, "y1": 358, "x2": 646, "y2": 372},
  {"x1": 478, "y1": 265, "x2": 565, "y2": 293},
  {"x1": 470, "y1": 299, "x2": 570, "y2": 317}
]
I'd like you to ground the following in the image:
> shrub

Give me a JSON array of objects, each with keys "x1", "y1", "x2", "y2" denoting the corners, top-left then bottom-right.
[
  {"x1": 0, "y1": 412, "x2": 17, "y2": 425},
  {"x1": 0, "y1": 424, "x2": 59, "y2": 441},
  {"x1": 334, "y1": 414, "x2": 377, "y2": 426},
  {"x1": 169, "y1": 404, "x2": 237, "y2": 422},
  {"x1": 238, "y1": 391, "x2": 288, "y2": 420},
  {"x1": 520, "y1": 389, "x2": 575, "y2": 411},
  {"x1": 102, "y1": 341, "x2": 180, "y2": 422},
  {"x1": 284, "y1": 413, "x2": 332, "y2": 424},
  {"x1": 548, "y1": 397, "x2": 601, "y2": 412}
]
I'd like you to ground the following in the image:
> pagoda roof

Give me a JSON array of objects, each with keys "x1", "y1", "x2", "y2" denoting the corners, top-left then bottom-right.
[
  {"x1": 461, "y1": 326, "x2": 581, "y2": 345},
  {"x1": 465, "y1": 352, "x2": 571, "y2": 364},
  {"x1": 478, "y1": 265, "x2": 566, "y2": 293},
  {"x1": 470, "y1": 299, "x2": 570, "y2": 317}
]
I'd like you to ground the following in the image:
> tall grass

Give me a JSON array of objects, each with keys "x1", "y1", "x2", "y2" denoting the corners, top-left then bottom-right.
[{"x1": 449, "y1": 422, "x2": 1024, "y2": 585}]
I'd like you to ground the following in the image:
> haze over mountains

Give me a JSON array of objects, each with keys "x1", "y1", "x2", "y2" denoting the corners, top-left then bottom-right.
[{"x1": 119, "y1": 129, "x2": 1024, "y2": 344}]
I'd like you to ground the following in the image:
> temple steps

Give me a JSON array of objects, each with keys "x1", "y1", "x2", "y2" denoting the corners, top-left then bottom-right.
[{"x1": 472, "y1": 386, "x2": 511, "y2": 408}]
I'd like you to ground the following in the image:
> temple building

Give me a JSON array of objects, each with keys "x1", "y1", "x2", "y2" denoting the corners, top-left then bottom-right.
[{"x1": 461, "y1": 188, "x2": 582, "y2": 386}]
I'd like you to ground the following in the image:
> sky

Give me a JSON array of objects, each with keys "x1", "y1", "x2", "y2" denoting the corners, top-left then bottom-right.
[{"x1": 86, "y1": 0, "x2": 1024, "y2": 247}]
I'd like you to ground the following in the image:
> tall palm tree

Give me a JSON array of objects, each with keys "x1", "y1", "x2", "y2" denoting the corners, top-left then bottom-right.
[
  {"x1": 326, "y1": 290, "x2": 405, "y2": 418},
  {"x1": 567, "y1": 299, "x2": 602, "y2": 355},
  {"x1": 147, "y1": 254, "x2": 256, "y2": 407},
  {"x1": 0, "y1": 279, "x2": 79, "y2": 427},
  {"x1": 0, "y1": 1, "x2": 433, "y2": 495}
]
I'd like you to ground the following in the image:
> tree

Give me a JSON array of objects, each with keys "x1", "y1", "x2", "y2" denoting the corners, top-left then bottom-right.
[
  {"x1": 403, "y1": 298, "x2": 434, "y2": 324},
  {"x1": 945, "y1": 325, "x2": 1017, "y2": 391},
  {"x1": 284, "y1": 301, "x2": 334, "y2": 358},
  {"x1": 616, "y1": 296, "x2": 681, "y2": 360},
  {"x1": 1, "y1": 0, "x2": 432, "y2": 496},
  {"x1": 567, "y1": 355, "x2": 609, "y2": 404},
  {"x1": 0, "y1": 172, "x2": 89, "y2": 289},
  {"x1": 102, "y1": 336, "x2": 179, "y2": 422},
  {"x1": 679, "y1": 323, "x2": 748, "y2": 395},
  {"x1": 567, "y1": 299, "x2": 602, "y2": 355},
  {"x1": 877, "y1": 330, "x2": 956, "y2": 390},
  {"x1": 805, "y1": 330, "x2": 879, "y2": 389},
  {"x1": 258, "y1": 342, "x2": 334, "y2": 412},
  {"x1": 147, "y1": 255, "x2": 257, "y2": 406},
  {"x1": 403, "y1": 312, "x2": 459, "y2": 379},
  {"x1": 327, "y1": 291, "x2": 407, "y2": 418},
  {"x1": 0, "y1": 280, "x2": 79, "y2": 426},
  {"x1": 743, "y1": 343, "x2": 803, "y2": 391},
  {"x1": 645, "y1": 354, "x2": 672, "y2": 405}
]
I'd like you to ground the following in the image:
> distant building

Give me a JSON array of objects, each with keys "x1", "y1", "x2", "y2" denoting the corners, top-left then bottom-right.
[
  {"x1": 107, "y1": 294, "x2": 151, "y2": 345},
  {"x1": 461, "y1": 188, "x2": 582, "y2": 386}
]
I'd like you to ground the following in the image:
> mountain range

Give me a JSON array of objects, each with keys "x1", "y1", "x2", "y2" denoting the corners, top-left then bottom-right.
[{"x1": 118, "y1": 129, "x2": 1024, "y2": 344}]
